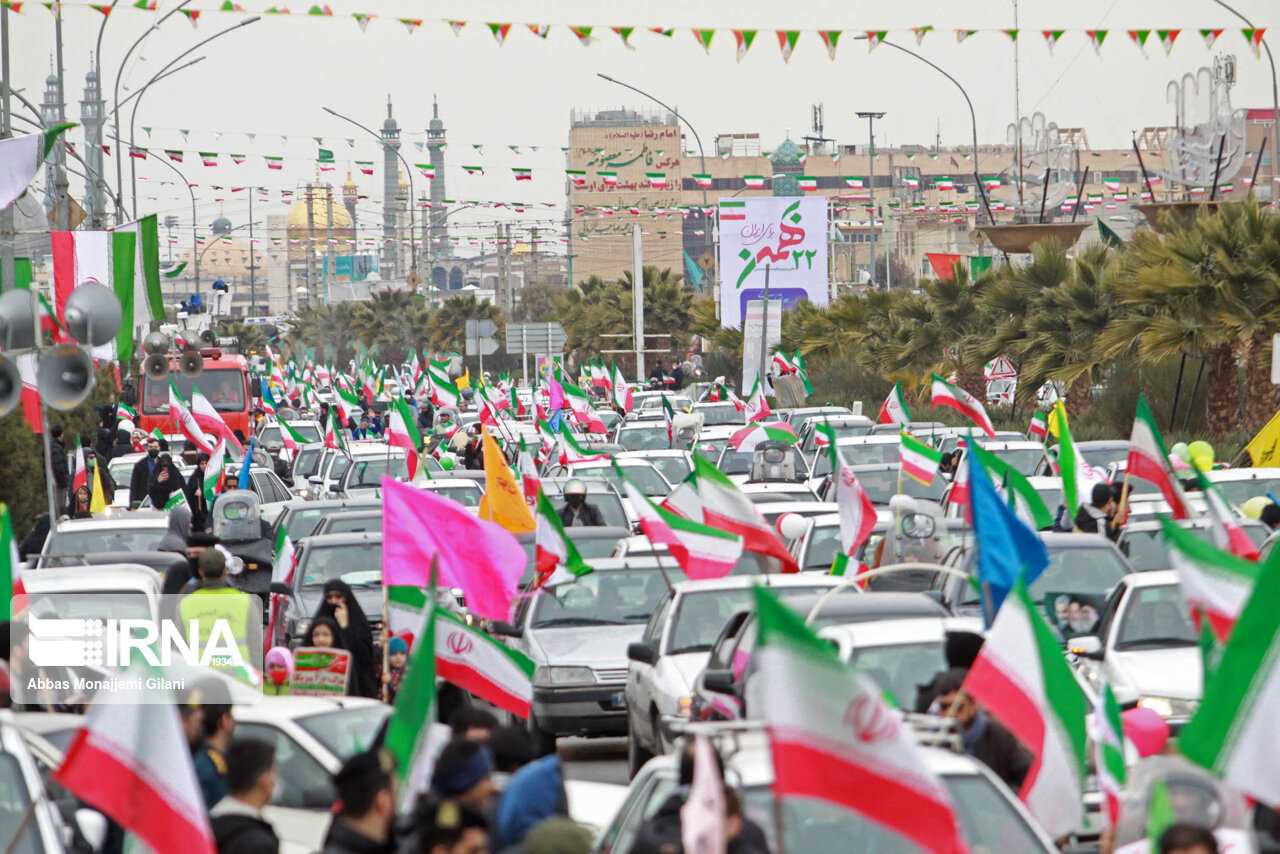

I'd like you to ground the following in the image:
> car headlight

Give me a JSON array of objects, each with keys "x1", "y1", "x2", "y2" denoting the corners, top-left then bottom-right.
[
  {"x1": 1138, "y1": 696, "x2": 1197, "y2": 718},
  {"x1": 292, "y1": 617, "x2": 312, "y2": 639},
  {"x1": 533, "y1": 666, "x2": 596, "y2": 687},
  {"x1": 678, "y1": 695, "x2": 692, "y2": 716}
]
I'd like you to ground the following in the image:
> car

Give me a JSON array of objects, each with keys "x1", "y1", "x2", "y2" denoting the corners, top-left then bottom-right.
[
  {"x1": 305, "y1": 443, "x2": 372, "y2": 500},
  {"x1": 751, "y1": 501, "x2": 836, "y2": 532},
  {"x1": 500, "y1": 559, "x2": 686, "y2": 755},
  {"x1": 822, "y1": 434, "x2": 904, "y2": 467},
  {"x1": 791, "y1": 509, "x2": 964, "y2": 574},
  {"x1": 513, "y1": 526, "x2": 633, "y2": 588},
  {"x1": 617, "y1": 450, "x2": 693, "y2": 487},
  {"x1": 1205, "y1": 467, "x2": 1280, "y2": 509},
  {"x1": 416, "y1": 478, "x2": 484, "y2": 509},
  {"x1": 813, "y1": 463, "x2": 948, "y2": 508},
  {"x1": 688, "y1": 401, "x2": 744, "y2": 427},
  {"x1": 272, "y1": 498, "x2": 380, "y2": 542},
  {"x1": 1, "y1": 712, "x2": 95, "y2": 854},
  {"x1": 867, "y1": 420, "x2": 949, "y2": 436},
  {"x1": 737, "y1": 482, "x2": 819, "y2": 506},
  {"x1": 630, "y1": 394, "x2": 693, "y2": 422},
  {"x1": 1118, "y1": 517, "x2": 1268, "y2": 571},
  {"x1": 714, "y1": 443, "x2": 808, "y2": 485},
  {"x1": 332, "y1": 447, "x2": 444, "y2": 499},
  {"x1": 596, "y1": 732, "x2": 1058, "y2": 854},
  {"x1": 795, "y1": 414, "x2": 875, "y2": 457},
  {"x1": 541, "y1": 477, "x2": 632, "y2": 529},
  {"x1": 289, "y1": 444, "x2": 328, "y2": 496},
  {"x1": 624, "y1": 575, "x2": 840, "y2": 774},
  {"x1": 38, "y1": 513, "x2": 172, "y2": 567},
  {"x1": 310, "y1": 511, "x2": 382, "y2": 535},
  {"x1": 936, "y1": 431, "x2": 1028, "y2": 457},
  {"x1": 936, "y1": 532, "x2": 1135, "y2": 630},
  {"x1": 544, "y1": 459, "x2": 672, "y2": 500},
  {"x1": 107, "y1": 452, "x2": 194, "y2": 508},
  {"x1": 777, "y1": 404, "x2": 851, "y2": 425},
  {"x1": 613, "y1": 423, "x2": 673, "y2": 452},
  {"x1": 257, "y1": 420, "x2": 323, "y2": 460},
  {"x1": 955, "y1": 439, "x2": 1046, "y2": 477},
  {"x1": 20, "y1": 563, "x2": 163, "y2": 622},
  {"x1": 231, "y1": 696, "x2": 392, "y2": 853},
  {"x1": 816, "y1": 616, "x2": 984, "y2": 710},
  {"x1": 1036, "y1": 440, "x2": 1131, "y2": 476},
  {"x1": 1069, "y1": 570, "x2": 1202, "y2": 730},
  {"x1": 273, "y1": 532, "x2": 385, "y2": 648}
]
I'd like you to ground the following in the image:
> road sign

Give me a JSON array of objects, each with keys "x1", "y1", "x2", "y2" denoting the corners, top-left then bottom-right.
[
  {"x1": 464, "y1": 318, "x2": 499, "y2": 357},
  {"x1": 465, "y1": 335, "x2": 499, "y2": 356},
  {"x1": 465, "y1": 319, "x2": 498, "y2": 338},
  {"x1": 505, "y1": 322, "x2": 567, "y2": 354},
  {"x1": 406, "y1": 271, "x2": 422, "y2": 289}
]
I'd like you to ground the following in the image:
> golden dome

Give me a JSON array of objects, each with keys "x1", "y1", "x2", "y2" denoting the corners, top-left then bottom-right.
[
  {"x1": 285, "y1": 186, "x2": 354, "y2": 230},
  {"x1": 342, "y1": 170, "x2": 359, "y2": 195}
]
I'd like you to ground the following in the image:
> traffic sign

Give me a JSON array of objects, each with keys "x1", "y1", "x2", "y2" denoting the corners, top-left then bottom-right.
[
  {"x1": 505, "y1": 322, "x2": 566, "y2": 354},
  {"x1": 465, "y1": 319, "x2": 498, "y2": 338}
]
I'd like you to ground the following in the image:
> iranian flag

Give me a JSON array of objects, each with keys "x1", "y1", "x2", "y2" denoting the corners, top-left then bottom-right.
[
  {"x1": 751, "y1": 586, "x2": 968, "y2": 854},
  {"x1": 772, "y1": 352, "x2": 797, "y2": 373},
  {"x1": 693, "y1": 174, "x2": 712, "y2": 189},
  {"x1": 535, "y1": 489, "x2": 593, "y2": 587},
  {"x1": 720, "y1": 200, "x2": 747, "y2": 220},
  {"x1": 744, "y1": 376, "x2": 771, "y2": 424},
  {"x1": 191, "y1": 385, "x2": 244, "y2": 452},
  {"x1": 1194, "y1": 467, "x2": 1260, "y2": 561},
  {"x1": 267, "y1": 526, "x2": 297, "y2": 643},
  {"x1": 822, "y1": 429, "x2": 876, "y2": 577},
  {"x1": 386, "y1": 586, "x2": 429, "y2": 644},
  {"x1": 203, "y1": 440, "x2": 227, "y2": 504},
  {"x1": 962, "y1": 581, "x2": 1087, "y2": 839},
  {"x1": 935, "y1": 177, "x2": 956, "y2": 191},
  {"x1": 970, "y1": 442, "x2": 1055, "y2": 530},
  {"x1": 168, "y1": 383, "x2": 215, "y2": 454},
  {"x1": 1180, "y1": 543, "x2": 1280, "y2": 806},
  {"x1": 930, "y1": 374, "x2": 994, "y2": 437},
  {"x1": 663, "y1": 395, "x2": 676, "y2": 444},
  {"x1": 797, "y1": 176, "x2": 817, "y2": 192},
  {"x1": 435, "y1": 606, "x2": 535, "y2": 718},
  {"x1": 692, "y1": 455, "x2": 799, "y2": 573},
  {"x1": 279, "y1": 421, "x2": 313, "y2": 453},
  {"x1": 843, "y1": 177, "x2": 865, "y2": 189},
  {"x1": 53, "y1": 676, "x2": 216, "y2": 854},
  {"x1": 566, "y1": 169, "x2": 586, "y2": 185},
  {"x1": 900, "y1": 430, "x2": 943, "y2": 484},
  {"x1": 385, "y1": 601, "x2": 450, "y2": 809},
  {"x1": 729, "y1": 422, "x2": 798, "y2": 452},
  {"x1": 610, "y1": 361, "x2": 633, "y2": 413},
  {"x1": 1048, "y1": 402, "x2": 1106, "y2": 518},
  {"x1": 428, "y1": 368, "x2": 461, "y2": 408},
  {"x1": 598, "y1": 171, "x2": 618, "y2": 185},
  {"x1": 1029, "y1": 410, "x2": 1048, "y2": 439},
  {"x1": 1094, "y1": 682, "x2": 1126, "y2": 825},
  {"x1": 387, "y1": 397, "x2": 422, "y2": 478},
  {"x1": 71, "y1": 436, "x2": 90, "y2": 493},
  {"x1": 556, "y1": 432, "x2": 610, "y2": 465},
  {"x1": 1162, "y1": 517, "x2": 1259, "y2": 642},
  {"x1": 0, "y1": 123, "x2": 75, "y2": 209},
  {"x1": 324, "y1": 410, "x2": 351, "y2": 459},
  {"x1": 646, "y1": 172, "x2": 668, "y2": 188},
  {"x1": 743, "y1": 176, "x2": 766, "y2": 190},
  {"x1": 1126, "y1": 395, "x2": 1190, "y2": 519},
  {"x1": 625, "y1": 481, "x2": 743, "y2": 580},
  {"x1": 878, "y1": 380, "x2": 913, "y2": 425},
  {"x1": 1, "y1": 504, "x2": 25, "y2": 613},
  {"x1": 200, "y1": 152, "x2": 217, "y2": 166},
  {"x1": 518, "y1": 447, "x2": 540, "y2": 512}
]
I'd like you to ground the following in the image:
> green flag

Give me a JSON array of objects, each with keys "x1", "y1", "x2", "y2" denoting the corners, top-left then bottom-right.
[{"x1": 384, "y1": 588, "x2": 445, "y2": 809}]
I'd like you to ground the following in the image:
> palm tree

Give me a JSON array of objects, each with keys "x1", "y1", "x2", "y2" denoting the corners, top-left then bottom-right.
[
  {"x1": 287, "y1": 302, "x2": 359, "y2": 365},
  {"x1": 884, "y1": 265, "x2": 990, "y2": 396},
  {"x1": 430, "y1": 294, "x2": 503, "y2": 355},
  {"x1": 555, "y1": 268, "x2": 697, "y2": 368},
  {"x1": 350, "y1": 289, "x2": 433, "y2": 365},
  {"x1": 215, "y1": 321, "x2": 269, "y2": 355}
]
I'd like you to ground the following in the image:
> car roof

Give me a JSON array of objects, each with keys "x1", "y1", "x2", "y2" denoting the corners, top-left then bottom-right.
[
  {"x1": 1040, "y1": 532, "x2": 1125, "y2": 548},
  {"x1": 54, "y1": 512, "x2": 170, "y2": 531},
  {"x1": 232, "y1": 695, "x2": 386, "y2": 722},
  {"x1": 1121, "y1": 517, "x2": 1218, "y2": 533},
  {"x1": 671, "y1": 574, "x2": 839, "y2": 595},
  {"x1": 836, "y1": 434, "x2": 902, "y2": 445},
  {"x1": 282, "y1": 498, "x2": 380, "y2": 512},
  {"x1": 1206, "y1": 467, "x2": 1280, "y2": 482},
  {"x1": 801, "y1": 414, "x2": 873, "y2": 426},
  {"x1": 300, "y1": 532, "x2": 383, "y2": 547},
  {"x1": 515, "y1": 525, "x2": 631, "y2": 544},
  {"x1": 818, "y1": 615, "x2": 983, "y2": 647},
  {"x1": 738, "y1": 482, "x2": 815, "y2": 493},
  {"x1": 979, "y1": 440, "x2": 1045, "y2": 451},
  {"x1": 21, "y1": 564, "x2": 162, "y2": 591},
  {"x1": 617, "y1": 449, "x2": 690, "y2": 459},
  {"x1": 787, "y1": 589, "x2": 948, "y2": 618},
  {"x1": 1122, "y1": 569, "x2": 1179, "y2": 588}
]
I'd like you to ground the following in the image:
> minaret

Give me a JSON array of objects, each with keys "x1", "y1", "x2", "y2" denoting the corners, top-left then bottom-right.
[
  {"x1": 40, "y1": 65, "x2": 68, "y2": 222},
  {"x1": 381, "y1": 96, "x2": 401, "y2": 278},
  {"x1": 427, "y1": 95, "x2": 449, "y2": 260},
  {"x1": 342, "y1": 170, "x2": 359, "y2": 224},
  {"x1": 80, "y1": 62, "x2": 107, "y2": 229}
]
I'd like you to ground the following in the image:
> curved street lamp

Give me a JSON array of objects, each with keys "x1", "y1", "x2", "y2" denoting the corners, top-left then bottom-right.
[{"x1": 1206, "y1": 0, "x2": 1279, "y2": 198}]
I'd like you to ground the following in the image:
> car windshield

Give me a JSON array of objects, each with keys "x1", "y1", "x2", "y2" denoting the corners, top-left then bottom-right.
[
  {"x1": 647, "y1": 455, "x2": 692, "y2": 485},
  {"x1": 735, "y1": 772, "x2": 1045, "y2": 853},
  {"x1": 985, "y1": 447, "x2": 1045, "y2": 477},
  {"x1": 322, "y1": 515, "x2": 382, "y2": 534},
  {"x1": 518, "y1": 532, "x2": 626, "y2": 587},
  {"x1": 296, "y1": 705, "x2": 392, "y2": 758},
  {"x1": 694, "y1": 404, "x2": 744, "y2": 426},
  {"x1": 330, "y1": 456, "x2": 352, "y2": 480},
  {"x1": 281, "y1": 506, "x2": 372, "y2": 540},
  {"x1": 617, "y1": 427, "x2": 672, "y2": 451},
  {"x1": 298, "y1": 542, "x2": 382, "y2": 588},
  {"x1": 842, "y1": 442, "x2": 902, "y2": 467},
  {"x1": 293, "y1": 447, "x2": 323, "y2": 479},
  {"x1": 575, "y1": 463, "x2": 670, "y2": 497},
  {"x1": 848, "y1": 640, "x2": 947, "y2": 709},
  {"x1": 109, "y1": 463, "x2": 135, "y2": 489},
  {"x1": 347, "y1": 456, "x2": 409, "y2": 488},
  {"x1": 1121, "y1": 526, "x2": 1215, "y2": 571},
  {"x1": 0, "y1": 754, "x2": 41, "y2": 854},
  {"x1": 854, "y1": 469, "x2": 947, "y2": 505},
  {"x1": 26, "y1": 591, "x2": 153, "y2": 621},
  {"x1": 47, "y1": 526, "x2": 167, "y2": 555},
  {"x1": 543, "y1": 490, "x2": 630, "y2": 529},
  {"x1": 1116, "y1": 584, "x2": 1198, "y2": 650},
  {"x1": 670, "y1": 587, "x2": 830, "y2": 655},
  {"x1": 422, "y1": 483, "x2": 483, "y2": 507},
  {"x1": 805, "y1": 422, "x2": 873, "y2": 448},
  {"x1": 287, "y1": 423, "x2": 322, "y2": 442},
  {"x1": 1210, "y1": 476, "x2": 1280, "y2": 508},
  {"x1": 530, "y1": 569, "x2": 680, "y2": 628},
  {"x1": 144, "y1": 370, "x2": 245, "y2": 413},
  {"x1": 718, "y1": 446, "x2": 808, "y2": 477}
]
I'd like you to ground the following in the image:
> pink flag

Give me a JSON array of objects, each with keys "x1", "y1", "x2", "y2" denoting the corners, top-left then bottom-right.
[
  {"x1": 380, "y1": 476, "x2": 525, "y2": 620},
  {"x1": 547, "y1": 373, "x2": 567, "y2": 413}
]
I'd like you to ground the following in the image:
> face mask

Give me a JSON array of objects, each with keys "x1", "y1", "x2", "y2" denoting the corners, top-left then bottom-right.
[{"x1": 148, "y1": 448, "x2": 159, "y2": 458}]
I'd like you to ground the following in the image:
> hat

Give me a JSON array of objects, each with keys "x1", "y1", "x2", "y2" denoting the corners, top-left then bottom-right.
[
  {"x1": 197, "y1": 548, "x2": 226, "y2": 575},
  {"x1": 188, "y1": 531, "x2": 219, "y2": 547},
  {"x1": 564, "y1": 479, "x2": 587, "y2": 496},
  {"x1": 387, "y1": 636, "x2": 408, "y2": 656},
  {"x1": 523, "y1": 818, "x2": 593, "y2": 854}
]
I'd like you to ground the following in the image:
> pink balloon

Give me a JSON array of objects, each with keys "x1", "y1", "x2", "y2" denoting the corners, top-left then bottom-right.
[{"x1": 1122, "y1": 706, "x2": 1169, "y2": 757}]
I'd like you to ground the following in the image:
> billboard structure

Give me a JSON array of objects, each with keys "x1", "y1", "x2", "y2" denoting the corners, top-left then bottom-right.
[{"x1": 718, "y1": 197, "x2": 829, "y2": 329}]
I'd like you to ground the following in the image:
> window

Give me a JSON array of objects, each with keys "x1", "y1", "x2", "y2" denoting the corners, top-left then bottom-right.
[{"x1": 233, "y1": 723, "x2": 335, "y2": 810}]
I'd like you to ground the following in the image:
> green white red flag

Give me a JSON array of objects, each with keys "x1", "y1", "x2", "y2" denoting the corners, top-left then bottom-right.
[
  {"x1": 556, "y1": 431, "x2": 610, "y2": 465},
  {"x1": 930, "y1": 374, "x2": 994, "y2": 437},
  {"x1": 435, "y1": 606, "x2": 535, "y2": 718},
  {"x1": 385, "y1": 596, "x2": 450, "y2": 810},
  {"x1": 744, "y1": 376, "x2": 770, "y2": 424},
  {"x1": 691, "y1": 455, "x2": 798, "y2": 573},
  {"x1": 1094, "y1": 682, "x2": 1126, "y2": 825},
  {"x1": 1194, "y1": 467, "x2": 1260, "y2": 560},
  {"x1": 900, "y1": 430, "x2": 943, "y2": 484},
  {"x1": 168, "y1": 383, "x2": 215, "y2": 454},
  {"x1": 534, "y1": 489, "x2": 593, "y2": 587},
  {"x1": 324, "y1": 410, "x2": 352, "y2": 459},
  {"x1": 279, "y1": 420, "x2": 313, "y2": 453},
  {"x1": 878, "y1": 379, "x2": 913, "y2": 425},
  {"x1": 751, "y1": 585, "x2": 968, "y2": 854},
  {"x1": 962, "y1": 580, "x2": 1087, "y2": 838},
  {"x1": 1126, "y1": 395, "x2": 1190, "y2": 519},
  {"x1": 1, "y1": 504, "x2": 24, "y2": 616},
  {"x1": 1180, "y1": 544, "x2": 1280, "y2": 806},
  {"x1": 729, "y1": 422, "x2": 797, "y2": 452},
  {"x1": 824, "y1": 430, "x2": 876, "y2": 577},
  {"x1": 1161, "y1": 516, "x2": 1259, "y2": 642},
  {"x1": 1029, "y1": 410, "x2": 1048, "y2": 440},
  {"x1": 611, "y1": 361, "x2": 633, "y2": 413},
  {"x1": 386, "y1": 396, "x2": 422, "y2": 478},
  {"x1": 624, "y1": 480, "x2": 743, "y2": 580},
  {"x1": 202, "y1": 440, "x2": 226, "y2": 505}
]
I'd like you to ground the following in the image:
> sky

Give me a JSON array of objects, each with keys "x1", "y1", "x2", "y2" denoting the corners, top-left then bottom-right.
[{"x1": 6, "y1": 0, "x2": 1278, "y2": 253}]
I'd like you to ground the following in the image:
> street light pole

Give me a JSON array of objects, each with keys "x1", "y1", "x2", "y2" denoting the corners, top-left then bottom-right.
[
  {"x1": 148, "y1": 152, "x2": 199, "y2": 294},
  {"x1": 856, "y1": 111, "x2": 885, "y2": 288},
  {"x1": 322, "y1": 105, "x2": 417, "y2": 280},
  {"x1": 126, "y1": 57, "x2": 206, "y2": 217},
  {"x1": 1208, "y1": 0, "x2": 1280, "y2": 199}
]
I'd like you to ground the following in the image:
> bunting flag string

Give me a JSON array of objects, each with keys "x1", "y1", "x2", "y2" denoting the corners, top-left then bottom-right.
[{"x1": 5, "y1": 3, "x2": 1270, "y2": 64}]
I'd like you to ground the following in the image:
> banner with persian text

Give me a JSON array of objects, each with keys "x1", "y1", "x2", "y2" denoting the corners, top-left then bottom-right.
[{"x1": 718, "y1": 196, "x2": 829, "y2": 329}]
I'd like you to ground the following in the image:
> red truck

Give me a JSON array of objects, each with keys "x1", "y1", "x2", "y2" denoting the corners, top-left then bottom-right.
[{"x1": 139, "y1": 350, "x2": 253, "y2": 440}]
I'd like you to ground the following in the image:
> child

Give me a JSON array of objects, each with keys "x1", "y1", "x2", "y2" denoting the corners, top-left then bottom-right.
[
  {"x1": 264, "y1": 646, "x2": 293, "y2": 695},
  {"x1": 382, "y1": 636, "x2": 408, "y2": 703}
]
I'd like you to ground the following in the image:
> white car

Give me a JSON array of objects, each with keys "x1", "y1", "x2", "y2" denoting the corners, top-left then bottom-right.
[
  {"x1": 21, "y1": 563, "x2": 163, "y2": 622},
  {"x1": 1205, "y1": 467, "x2": 1280, "y2": 509},
  {"x1": 616, "y1": 450, "x2": 693, "y2": 488},
  {"x1": 38, "y1": 513, "x2": 172, "y2": 567},
  {"x1": 624, "y1": 575, "x2": 840, "y2": 775},
  {"x1": 2, "y1": 711, "x2": 84, "y2": 854},
  {"x1": 544, "y1": 458, "x2": 672, "y2": 501}
]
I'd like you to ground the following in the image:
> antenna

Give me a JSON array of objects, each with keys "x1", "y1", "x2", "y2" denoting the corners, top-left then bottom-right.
[{"x1": 802, "y1": 102, "x2": 834, "y2": 154}]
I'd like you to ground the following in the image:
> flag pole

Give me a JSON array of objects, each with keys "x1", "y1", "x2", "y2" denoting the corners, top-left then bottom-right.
[
  {"x1": 381, "y1": 584, "x2": 391, "y2": 703},
  {"x1": 651, "y1": 543, "x2": 676, "y2": 593},
  {"x1": 1113, "y1": 469, "x2": 1132, "y2": 534}
]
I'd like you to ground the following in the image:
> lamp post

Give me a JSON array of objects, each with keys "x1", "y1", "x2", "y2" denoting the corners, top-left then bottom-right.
[
  {"x1": 1207, "y1": 0, "x2": 1280, "y2": 198},
  {"x1": 596, "y1": 73, "x2": 714, "y2": 293},
  {"x1": 856, "y1": 111, "x2": 885, "y2": 287},
  {"x1": 322, "y1": 106, "x2": 417, "y2": 282},
  {"x1": 127, "y1": 16, "x2": 259, "y2": 217},
  {"x1": 855, "y1": 34, "x2": 996, "y2": 225},
  {"x1": 147, "y1": 152, "x2": 199, "y2": 294},
  {"x1": 111, "y1": 0, "x2": 193, "y2": 222}
]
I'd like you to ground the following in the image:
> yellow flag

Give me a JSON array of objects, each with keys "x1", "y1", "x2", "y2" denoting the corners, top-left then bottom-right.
[
  {"x1": 457, "y1": 367, "x2": 471, "y2": 390},
  {"x1": 1047, "y1": 401, "x2": 1066, "y2": 438},
  {"x1": 476, "y1": 426, "x2": 535, "y2": 532},
  {"x1": 1246, "y1": 408, "x2": 1280, "y2": 466},
  {"x1": 89, "y1": 458, "x2": 108, "y2": 514}
]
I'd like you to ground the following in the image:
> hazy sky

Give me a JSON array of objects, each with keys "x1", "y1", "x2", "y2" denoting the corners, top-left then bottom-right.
[{"x1": 7, "y1": 0, "x2": 1278, "y2": 249}]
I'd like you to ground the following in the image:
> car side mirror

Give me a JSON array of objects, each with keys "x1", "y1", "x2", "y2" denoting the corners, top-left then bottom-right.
[
  {"x1": 1069, "y1": 635, "x2": 1104, "y2": 660},
  {"x1": 74, "y1": 809, "x2": 108, "y2": 852},
  {"x1": 627, "y1": 641, "x2": 658, "y2": 665},
  {"x1": 703, "y1": 669, "x2": 735, "y2": 694},
  {"x1": 268, "y1": 581, "x2": 293, "y2": 596},
  {"x1": 921, "y1": 589, "x2": 946, "y2": 608},
  {"x1": 489, "y1": 620, "x2": 523, "y2": 638}
]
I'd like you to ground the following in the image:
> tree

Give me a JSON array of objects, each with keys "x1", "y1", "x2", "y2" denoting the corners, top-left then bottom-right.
[
  {"x1": 430, "y1": 294, "x2": 502, "y2": 356},
  {"x1": 287, "y1": 302, "x2": 359, "y2": 365},
  {"x1": 554, "y1": 268, "x2": 698, "y2": 370},
  {"x1": 350, "y1": 289, "x2": 433, "y2": 365},
  {"x1": 514, "y1": 282, "x2": 563, "y2": 323},
  {"x1": 215, "y1": 321, "x2": 269, "y2": 355}
]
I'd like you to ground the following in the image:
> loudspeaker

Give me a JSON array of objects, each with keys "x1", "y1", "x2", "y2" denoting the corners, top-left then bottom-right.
[
  {"x1": 200, "y1": 328, "x2": 217, "y2": 346},
  {"x1": 144, "y1": 353, "x2": 170, "y2": 380},
  {"x1": 180, "y1": 330, "x2": 200, "y2": 351},
  {"x1": 37, "y1": 344, "x2": 95, "y2": 411},
  {"x1": 0, "y1": 354, "x2": 21, "y2": 417},
  {"x1": 179, "y1": 351, "x2": 204, "y2": 378},
  {"x1": 143, "y1": 331, "x2": 170, "y2": 355},
  {"x1": 63, "y1": 283, "x2": 122, "y2": 347},
  {"x1": 0, "y1": 290, "x2": 36, "y2": 350}
]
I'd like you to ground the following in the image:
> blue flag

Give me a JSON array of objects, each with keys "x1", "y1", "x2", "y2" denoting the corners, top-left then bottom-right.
[
  {"x1": 261, "y1": 382, "x2": 278, "y2": 413},
  {"x1": 969, "y1": 435, "x2": 1050, "y2": 619},
  {"x1": 238, "y1": 435, "x2": 255, "y2": 490}
]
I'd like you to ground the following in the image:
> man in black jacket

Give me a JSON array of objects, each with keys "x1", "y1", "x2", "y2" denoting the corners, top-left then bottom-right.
[
  {"x1": 935, "y1": 667, "x2": 1032, "y2": 793},
  {"x1": 130, "y1": 436, "x2": 163, "y2": 508},
  {"x1": 1074, "y1": 482, "x2": 1120, "y2": 542},
  {"x1": 210, "y1": 737, "x2": 279, "y2": 854},
  {"x1": 559, "y1": 480, "x2": 604, "y2": 527},
  {"x1": 322, "y1": 750, "x2": 398, "y2": 854},
  {"x1": 49, "y1": 425, "x2": 70, "y2": 510}
]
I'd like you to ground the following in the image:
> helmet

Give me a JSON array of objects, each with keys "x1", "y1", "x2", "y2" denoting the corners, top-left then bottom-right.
[{"x1": 564, "y1": 479, "x2": 587, "y2": 496}]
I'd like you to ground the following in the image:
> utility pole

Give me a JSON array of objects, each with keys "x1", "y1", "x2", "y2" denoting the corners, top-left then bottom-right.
[
  {"x1": 496, "y1": 223, "x2": 509, "y2": 313},
  {"x1": 164, "y1": 215, "x2": 178, "y2": 261},
  {"x1": 1, "y1": 2, "x2": 16, "y2": 292},
  {"x1": 530, "y1": 225, "x2": 539, "y2": 289},
  {"x1": 325, "y1": 183, "x2": 335, "y2": 305},
  {"x1": 306, "y1": 183, "x2": 317, "y2": 307},
  {"x1": 248, "y1": 188, "x2": 256, "y2": 316},
  {"x1": 857, "y1": 111, "x2": 886, "y2": 288},
  {"x1": 632, "y1": 224, "x2": 644, "y2": 382}
]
